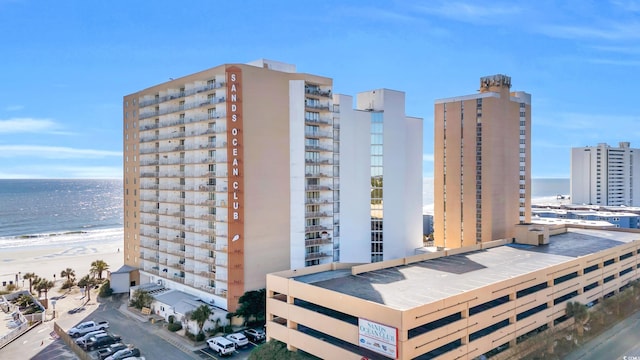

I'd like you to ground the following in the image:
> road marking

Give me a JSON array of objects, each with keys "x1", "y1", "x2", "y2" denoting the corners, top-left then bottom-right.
[
  {"x1": 38, "y1": 328, "x2": 46, "y2": 333},
  {"x1": 23, "y1": 340, "x2": 28, "y2": 344},
  {"x1": 198, "y1": 348, "x2": 218, "y2": 359}
]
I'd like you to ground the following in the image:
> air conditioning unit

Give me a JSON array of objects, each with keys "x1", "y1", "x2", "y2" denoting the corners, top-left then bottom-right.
[{"x1": 157, "y1": 279, "x2": 164, "y2": 286}]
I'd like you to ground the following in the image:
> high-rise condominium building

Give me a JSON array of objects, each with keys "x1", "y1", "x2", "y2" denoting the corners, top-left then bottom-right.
[
  {"x1": 337, "y1": 90, "x2": 423, "y2": 263},
  {"x1": 433, "y1": 75, "x2": 531, "y2": 249},
  {"x1": 571, "y1": 142, "x2": 640, "y2": 206},
  {"x1": 123, "y1": 60, "x2": 337, "y2": 311},
  {"x1": 123, "y1": 60, "x2": 423, "y2": 311}
]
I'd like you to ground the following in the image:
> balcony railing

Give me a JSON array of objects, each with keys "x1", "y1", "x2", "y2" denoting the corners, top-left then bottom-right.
[
  {"x1": 140, "y1": 97, "x2": 226, "y2": 119},
  {"x1": 305, "y1": 252, "x2": 332, "y2": 261},
  {"x1": 140, "y1": 112, "x2": 226, "y2": 131},
  {"x1": 304, "y1": 144, "x2": 333, "y2": 152},
  {"x1": 305, "y1": 87, "x2": 332, "y2": 98},
  {"x1": 305, "y1": 238, "x2": 333, "y2": 246},
  {"x1": 138, "y1": 82, "x2": 226, "y2": 108},
  {"x1": 305, "y1": 225, "x2": 332, "y2": 232},
  {"x1": 304, "y1": 103, "x2": 331, "y2": 111}
]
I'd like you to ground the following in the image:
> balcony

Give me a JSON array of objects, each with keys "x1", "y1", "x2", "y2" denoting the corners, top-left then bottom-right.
[
  {"x1": 305, "y1": 130, "x2": 333, "y2": 139},
  {"x1": 138, "y1": 82, "x2": 226, "y2": 108},
  {"x1": 305, "y1": 158, "x2": 333, "y2": 166},
  {"x1": 305, "y1": 87, "x2": 332, "y2": 98},
  {"x1": 305, "y1": 211, "x2": 330, "y2": 218},
  {"x1": 305, "y1": 225, "x2": 332, "y2": 232},
  {"x1": 304, "y1": 116, "x2": 332, "y2": 125},
  {"x1": 304, "y1": 184, "x2": 331, "y2": 191},
  {"x1": 199, "y1": 242, "x2": 216, "y2": 250},
  {"x1": 305, "y1": 238, "x2": 333, "y2": 246},
  {"x1": 304, "y1": 103, "x2": 330, "y2": 111},
  {"x1": 199, "y1": 271, "x2": 216, "y2": 279},
  {"x1": 305, "y1": 198, "x2": 332, "y2": 204},
  {"x1": 305, "y1": 172, "x2": 333, "y2": 179},
  {"x1": 305, "y1": 252, "x2": 332, "y2": 261},
  {"x1": 139, "y1": 96, "x2": 226, "y2": 119},
  {"x1": 304, "y1": 144, "x2": 333, "y2": 152}
]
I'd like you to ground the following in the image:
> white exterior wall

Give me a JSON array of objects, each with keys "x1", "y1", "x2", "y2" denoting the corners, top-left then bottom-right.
[
  {"x1": 340, "y1": 90, "x2": 423, "y2": 262},
  {"x1": 289, "y1": 80, "x2": 307, "y2": 269},
  {"x1": 571, "y1": 147, "x2": 596, "y2": 205},
  {"x1": 338, "y1": 95, "x2": 372, "y2": 263},
  {"x1": 109, "y1": 273, "x2": 130, "y2": 294}
]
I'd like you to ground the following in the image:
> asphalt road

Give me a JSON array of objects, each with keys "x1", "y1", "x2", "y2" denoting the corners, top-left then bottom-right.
[{"x1": 566, "y1": 310, "x2": 640, "y2": 360}]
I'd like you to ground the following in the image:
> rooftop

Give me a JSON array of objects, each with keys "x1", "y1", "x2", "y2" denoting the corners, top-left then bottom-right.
[{"x1": 294, "y1": 228, "x2": 639, "y2": 310}]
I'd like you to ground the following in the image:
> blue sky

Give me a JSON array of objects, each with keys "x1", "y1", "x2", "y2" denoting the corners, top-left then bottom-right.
[{"x1": 1, "y1": 0, "x2": 639, "y2": 180}]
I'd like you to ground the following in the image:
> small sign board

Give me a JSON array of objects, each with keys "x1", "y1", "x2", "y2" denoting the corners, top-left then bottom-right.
[
  {"x1": 358, "y1": 318, "x2": 398, "y2": 359},
  {"x1": 141, "y1": 307, "x2": 152, "y2": 315}
]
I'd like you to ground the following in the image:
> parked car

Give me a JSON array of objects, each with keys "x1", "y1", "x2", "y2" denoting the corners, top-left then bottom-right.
[
  {"x1": 75, "y1": 330, "x2": 107, "y2": 346},
  {"x1": 97, "y1": 343, "x2": 128, "y2": 359},
  {"x1": 207, "y1": 336, "x2": 235, "y2": 356},
  {"x1": 243, "y1": 328, "x2": 266, "y2": 342},
  {"x1": 85, "y1": 334, "x2": 121, "y2": 351},
  {"x1": 104, "y1": 348, "x2": 141, "y2": 360},
  {"x1": 68, "y1": 320, "x2": 109, "y2": 337},
  {"x1": 226, "y1": 333, "x2": 249, "y2": 348}
]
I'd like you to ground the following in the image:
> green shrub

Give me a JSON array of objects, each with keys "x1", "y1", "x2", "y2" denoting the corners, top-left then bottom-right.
[
  {"x1": 6, "y1": 283, "x2": 18, "y2": 291},
  {"x1": 167, "y1": 322, "x2": 182, "y2": 332},
  {"x1": 61, "y1": 280, "x2": 75, "y2": 290},
  {"x1": 168, "y1": 315, "x2": 175, "y2": 324},
  {"x1": 196, "y1": 332, "x2": 205, "y2": 341},
  {"x1": 98, "y1": 280, "x2": 113, "y2": 297}
]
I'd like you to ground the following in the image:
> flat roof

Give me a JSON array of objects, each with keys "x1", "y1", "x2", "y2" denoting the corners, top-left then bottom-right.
[{"x1": 294, "y1": 228, "x2": 639, "y2": 311}]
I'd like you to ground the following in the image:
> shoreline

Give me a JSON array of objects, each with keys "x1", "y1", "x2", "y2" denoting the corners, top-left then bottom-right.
[{"x1": 0, "y1": 228, "x2": 124, "y2": 285}]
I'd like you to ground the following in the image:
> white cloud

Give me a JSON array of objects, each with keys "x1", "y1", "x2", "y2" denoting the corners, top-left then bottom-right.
[
  {"x1": 414, "y1": 1, "x2": 524, "y2": 24},
  {"x1": 423, "y1": 153, "x2": 434, "y2": 162},
  {"x1": 537, "y1": 22, "x2": 640, "y2": 41},
  {"x1": 0, "y1": 145, "x2": 121, "y2": 159},
  {"x1": 0, "y1": 118, "x2": 58, "y2": 133},
  {"x1": 4, "y1": 105, "x2": 24, "y2": 111}
]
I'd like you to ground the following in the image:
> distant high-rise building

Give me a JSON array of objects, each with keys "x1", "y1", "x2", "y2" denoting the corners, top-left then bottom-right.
[
  {"x1": 571, "y1": 142, "x2": 640, "y2": 206},
  {"x1": 123, "y1": 60, "x2": 423, "y2": 311},
  {"x1": 337, "y1": 89, "x2": 423, "y2": 263},
  {"x1": 433, "y1": 75, "x2": 531, "y2": 249}
]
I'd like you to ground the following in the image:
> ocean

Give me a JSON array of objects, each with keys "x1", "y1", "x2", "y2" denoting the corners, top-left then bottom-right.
[
  {"x1": 0, "y1": 179, "x2": 123, "y2": 247},
  {"x1": 0, "y1": 178, "x2": 570, "y2": 247}
]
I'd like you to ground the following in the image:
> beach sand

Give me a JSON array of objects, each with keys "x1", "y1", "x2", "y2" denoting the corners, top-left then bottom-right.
[{"x1": 0, "y1": 230, "x2": 124, "y2": 287}]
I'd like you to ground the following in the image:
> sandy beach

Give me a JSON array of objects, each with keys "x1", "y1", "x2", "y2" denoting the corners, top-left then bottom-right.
[{"x1": 0, "y1": 228, "x2": 124, "y2": 287}]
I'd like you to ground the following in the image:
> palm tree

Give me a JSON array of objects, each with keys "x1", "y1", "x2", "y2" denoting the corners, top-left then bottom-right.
[
  {"x1": 23, "y1": 272, "x2": 37, "y2": 294},
  {"x1": 189, "y1": 304, "x2": 213, "y2": 335},
  {"x1": 90, "y1": 260, "x2": 109, "y2": 280},
  {"x1": 60, "y1": 268, "x2": 75, "y2": 283},
  {"x1": 566, "y1": 301, "x2": 589, "y2": 337},
  {"x1": 34, "y1": 278, "x2": 55, "y2": 300},
  {"x1": 78, "y1": 274, "x2": 97, "y2": 302}
]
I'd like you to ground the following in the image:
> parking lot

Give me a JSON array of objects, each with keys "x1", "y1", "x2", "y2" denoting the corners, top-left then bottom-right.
[{"x1": 194, "y1": 340, "x2": 260, "y2": 360}]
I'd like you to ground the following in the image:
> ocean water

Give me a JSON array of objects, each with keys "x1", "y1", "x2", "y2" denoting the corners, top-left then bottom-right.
[{"x1": 0, "y1": 179, "x2": 123, "y2": 247}]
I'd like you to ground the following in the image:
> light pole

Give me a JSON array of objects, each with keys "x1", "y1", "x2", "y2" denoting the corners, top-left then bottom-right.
[{"x1": 51, "y1": 300, "x2": 57, "y2": 319}]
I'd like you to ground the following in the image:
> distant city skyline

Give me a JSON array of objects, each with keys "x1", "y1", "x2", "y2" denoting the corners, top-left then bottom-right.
[{"x1": 2, "y1": 1, "x2": 639, "y2": 181}]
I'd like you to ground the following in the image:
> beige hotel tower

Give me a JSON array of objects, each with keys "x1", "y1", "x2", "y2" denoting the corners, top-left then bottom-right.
[
  {"x1": 434, "y1": 75, "x2": 531, "y2": 248},
  {"x1": 123, "y1": 60, "x2": 339, "y2": 312}
]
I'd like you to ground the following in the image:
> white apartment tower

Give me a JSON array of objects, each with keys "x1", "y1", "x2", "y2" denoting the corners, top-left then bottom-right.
[
  {"x1": 571, "y1": 142, "x2": 640, "y2": 206},
  {"x1": 338, "y1": 89, "x2": 423, "y2": 263}
]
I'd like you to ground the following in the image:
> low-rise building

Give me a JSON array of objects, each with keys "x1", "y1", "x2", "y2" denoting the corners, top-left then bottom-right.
[{"x1": 266, "y1": 226, "x2": 640, "y2": 359}]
